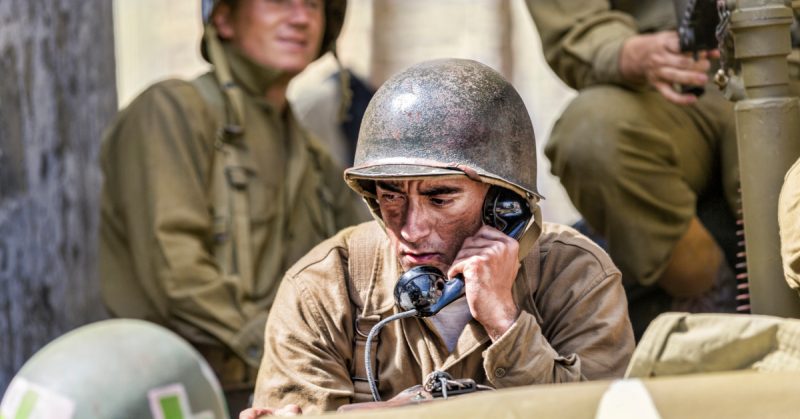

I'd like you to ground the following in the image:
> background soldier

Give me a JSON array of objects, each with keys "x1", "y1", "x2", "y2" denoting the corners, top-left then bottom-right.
[
  {"x1": 527, "y1": 1, "x2": 739, "y2": 337},
  {"x1": 98, "y1": 0, "x2": 364, "y2": 415}
]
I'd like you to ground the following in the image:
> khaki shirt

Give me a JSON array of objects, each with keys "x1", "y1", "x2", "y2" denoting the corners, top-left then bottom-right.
[
  {"x1": 254, "y1": 221, "x2": 634, "y2": 413},
  {"x1": 527, "y1": 0, "x2": 675, "y2": 90},
  {"x1": 99, "y1": 45, "x2": 365, "y2": 369},
  {"x1": 779, "y1": 157, "x2": 800, "y2": 295},
  {"x1": 627, "y1": 312, "x2": 800, "y2": 377}
]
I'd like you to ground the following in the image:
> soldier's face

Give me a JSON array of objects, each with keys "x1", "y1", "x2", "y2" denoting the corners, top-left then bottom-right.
[
  {"x1": 214, "y1": 0, "x2": 325, "y2": 76},
  {"x1": 376, "y1": 178, "x2": 489, "y2": 273}
]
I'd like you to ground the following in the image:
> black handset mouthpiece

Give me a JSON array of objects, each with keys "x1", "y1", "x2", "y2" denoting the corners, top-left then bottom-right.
[
  {"x1": 394, "y1": 266, "x2": 461, "y2": 317},
  {"x1": 426, "y1": 273, "x2": 465, "y2": 315}
]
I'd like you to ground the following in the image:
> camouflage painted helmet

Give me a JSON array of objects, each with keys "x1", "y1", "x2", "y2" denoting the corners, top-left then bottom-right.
[
  {"x1": 201, "y1": 0, "x2": 347, "y2": 58},
  {"x1": 0, "y1": 320, "x2": 227, "y2": 418},
  {"x1": 345, "y1": 58, "x2": 544, "y2": 253}
]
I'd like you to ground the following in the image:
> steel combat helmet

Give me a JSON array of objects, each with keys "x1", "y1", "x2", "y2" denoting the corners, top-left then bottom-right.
[
  {"x1": 0, "y1": 320, "x2": 227, "y2": 418},
  {"x1": 345, "y1": 58, "x2": 544, "y2": 256}
]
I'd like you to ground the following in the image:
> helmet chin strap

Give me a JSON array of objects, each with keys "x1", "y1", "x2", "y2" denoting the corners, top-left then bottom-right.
[
  {"x1": 516, "y1": 204, "x2": 542, "y2": 262},
  {"x1": 204, "y1": 24, "x2": 246, "y2": 130},
  {"x1": 201, "y1": 0, "x2": 216, "y2": 24},
  {"x1": 332, "y1": 49, "x2": 353, "y2": 124}
]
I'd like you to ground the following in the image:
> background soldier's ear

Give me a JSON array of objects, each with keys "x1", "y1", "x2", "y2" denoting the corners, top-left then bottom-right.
[{"x1": 210, "y1": 2, "x2": 236, "y2": 41}]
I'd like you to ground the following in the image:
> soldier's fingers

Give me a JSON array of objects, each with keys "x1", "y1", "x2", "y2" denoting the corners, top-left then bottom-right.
[
  {"x1": 239, "y1": 408, "x2": 274, "y2": 419},
  {"x1": 653, "y1": 81, "x2": 698, "y2": 106},
  {"x1": 275, "y1": 404, "x2": 303, "y2": 416},
  {"x1": 656, "y1": 67, "x2": 708, "y2": 87},
  {"x1": 652, "y1": 52, "x2": 709, "y2": 73},
  {"x1": 452, "y1": 248, "x2": 493, "y2": 261},
  {"x1": 460, "y1": 235, "x2": 509, "y2": 250},
  {"x1": 658, "y1": 31, "x2": 681, "y2": 54},
  {"x1": 447, "y1": 258, "x2": 467, "y2": 279},
  {"x1": 471, "y1": 226, "x2": 518, "y2": 244},
  {"x1": 651, "y1": 52, "x2": 693, "y2": 70},
  {"x1": 688, "y1": 57, "x2": 711, "y2": 72}
]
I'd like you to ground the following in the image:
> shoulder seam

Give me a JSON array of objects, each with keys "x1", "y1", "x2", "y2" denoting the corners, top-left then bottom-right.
[
  {"x1": 286, "y1": 243, "x2": 349, "y2": 281},
  {"x1": 545, "y1": 237, "x2": 619, "y2": 277}
]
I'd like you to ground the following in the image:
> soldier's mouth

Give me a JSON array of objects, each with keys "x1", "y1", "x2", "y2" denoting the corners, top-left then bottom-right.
[
  {"x1": 401, "y1": 252, "x2": 442, "y2": 265},
  {"x1": 277, "y1": 37, "x2": 308, "y2": 51}
]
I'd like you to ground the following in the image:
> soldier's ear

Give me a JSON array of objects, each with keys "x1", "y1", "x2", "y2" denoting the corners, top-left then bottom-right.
[{"x1": 211, "y1": 2, "x2": 236, "y2": 40}]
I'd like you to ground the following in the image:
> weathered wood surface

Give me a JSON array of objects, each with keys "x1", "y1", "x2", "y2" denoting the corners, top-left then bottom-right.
[{"x1": 0, "y1": 0, "x2": 116, "y2": 393}]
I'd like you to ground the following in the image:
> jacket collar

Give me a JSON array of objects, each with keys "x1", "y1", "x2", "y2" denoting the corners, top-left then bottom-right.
[{"x1": 223, "y1": 43, "x2": 286, "y2": 99}]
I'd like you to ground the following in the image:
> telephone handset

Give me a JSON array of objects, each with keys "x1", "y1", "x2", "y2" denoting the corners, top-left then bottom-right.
[
  {"x1": 393, "y1": 186, "x2": 532, "y2": 317},
  {"x1": 363, "y1": 186, "x2": 533, "y2": 402}
]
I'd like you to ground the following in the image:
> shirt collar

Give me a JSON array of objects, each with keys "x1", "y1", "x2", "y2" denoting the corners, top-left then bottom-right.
[{"x1": 222, "y1": 42, "x2": 286, "y2": 97}]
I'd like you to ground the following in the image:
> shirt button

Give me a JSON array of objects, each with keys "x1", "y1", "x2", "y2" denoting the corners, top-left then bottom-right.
[{"x1": 494, "y1": 367, "x2": 506, "y2": 378}]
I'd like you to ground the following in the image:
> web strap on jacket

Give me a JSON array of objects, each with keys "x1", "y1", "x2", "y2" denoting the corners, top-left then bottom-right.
[
  {"x1": 191, "y1": 74, "x2": 255, "y2": 294},
  {"x1": 346, "y1": 223, "x2": 388, "y2": 403}
]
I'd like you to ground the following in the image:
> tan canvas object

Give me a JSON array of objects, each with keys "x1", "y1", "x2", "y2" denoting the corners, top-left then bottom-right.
[
  {"x1": 294, "y1": 370, "x2": 800, "y2": 418},
  {"x1": 626, "y1": 312, "x2": 800, "y2": 377}
]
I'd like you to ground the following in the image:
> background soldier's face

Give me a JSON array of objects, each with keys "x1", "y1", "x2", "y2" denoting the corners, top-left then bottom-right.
[
  {"x1": 214, "y1": 0, "x2": 325, "y2": 76},
  {"x1": 376, "y1": 177, "x2": 489, "y2": 273}
]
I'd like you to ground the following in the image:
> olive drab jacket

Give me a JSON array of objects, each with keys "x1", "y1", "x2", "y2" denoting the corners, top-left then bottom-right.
[
  {"x1": 527, "y1": 0, "x2": 675, "y2": 90},
  {"x1": 253, "y1": 221, "x2": 634, "y2": 413},
  {"x1": 99, "y1": 44, "x2": 365, "y2": 371}
]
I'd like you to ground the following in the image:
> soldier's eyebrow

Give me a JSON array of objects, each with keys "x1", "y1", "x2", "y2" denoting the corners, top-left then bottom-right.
[
  {"x1": 419, "y1": 185, "x2": 462, "y2": 196},
  {"x1": 376, "y1": 181, "x2": 403, "y2": 193}
]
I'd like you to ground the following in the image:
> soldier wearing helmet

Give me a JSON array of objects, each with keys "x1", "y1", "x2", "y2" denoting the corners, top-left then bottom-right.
[
  {"x1": 247, "y1": 59, "x2": 634, "y2": 415},
  {"x1": 98, "y1": 0, "x2": 363, "y2": 415}
]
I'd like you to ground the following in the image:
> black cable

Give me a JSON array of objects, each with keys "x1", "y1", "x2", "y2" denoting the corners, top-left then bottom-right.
[{"x1": 365, "y1": 309, "x2": 418, "y2": 402}]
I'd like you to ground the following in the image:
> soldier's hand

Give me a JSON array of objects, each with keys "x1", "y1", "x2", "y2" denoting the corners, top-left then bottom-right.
[
  {"x1": 239, "y1": 404, "x2": 302, "y2": 418},
  {"x1": 447, "y1": 225, "x2": 520, "y2": 342},
  {"x1": 619, "y1": 31, "x2": 714, "y2": 105}
]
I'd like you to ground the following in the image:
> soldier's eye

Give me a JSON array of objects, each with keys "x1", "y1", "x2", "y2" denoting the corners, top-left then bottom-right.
[{"x1": 380, "y1": 193, "x2": 400, "y2": 202}]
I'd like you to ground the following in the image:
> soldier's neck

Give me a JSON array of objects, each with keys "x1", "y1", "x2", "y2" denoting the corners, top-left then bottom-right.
[{"x1": 264, "y1": 81, "x2": 290, "y2": 113}]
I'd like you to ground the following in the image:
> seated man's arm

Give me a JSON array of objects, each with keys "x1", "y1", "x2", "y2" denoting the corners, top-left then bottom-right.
[
  {"x1": 481, "y1": 232, "x2": 634, "y2": 387},
  {"x1": 526, "y1": 0, "x2": 714, "y2": 105},
  {"x1": 101, "y1": 81, "x2": 264, "y2": 366},
  {"x1": 525, "y1": 0, "x2": 638, "y2": 90}
]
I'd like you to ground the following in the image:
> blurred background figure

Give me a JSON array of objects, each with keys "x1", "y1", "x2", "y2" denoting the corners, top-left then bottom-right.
[
  {"x1": 528, "y1": 1, "x2": 741, "y2": 338},
  {"x1": 291, "y1": 68, "x2": 374, "y2": 168},
  {"x1": 99, "y1": 0, "x2": 364, "y2": 416}
]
